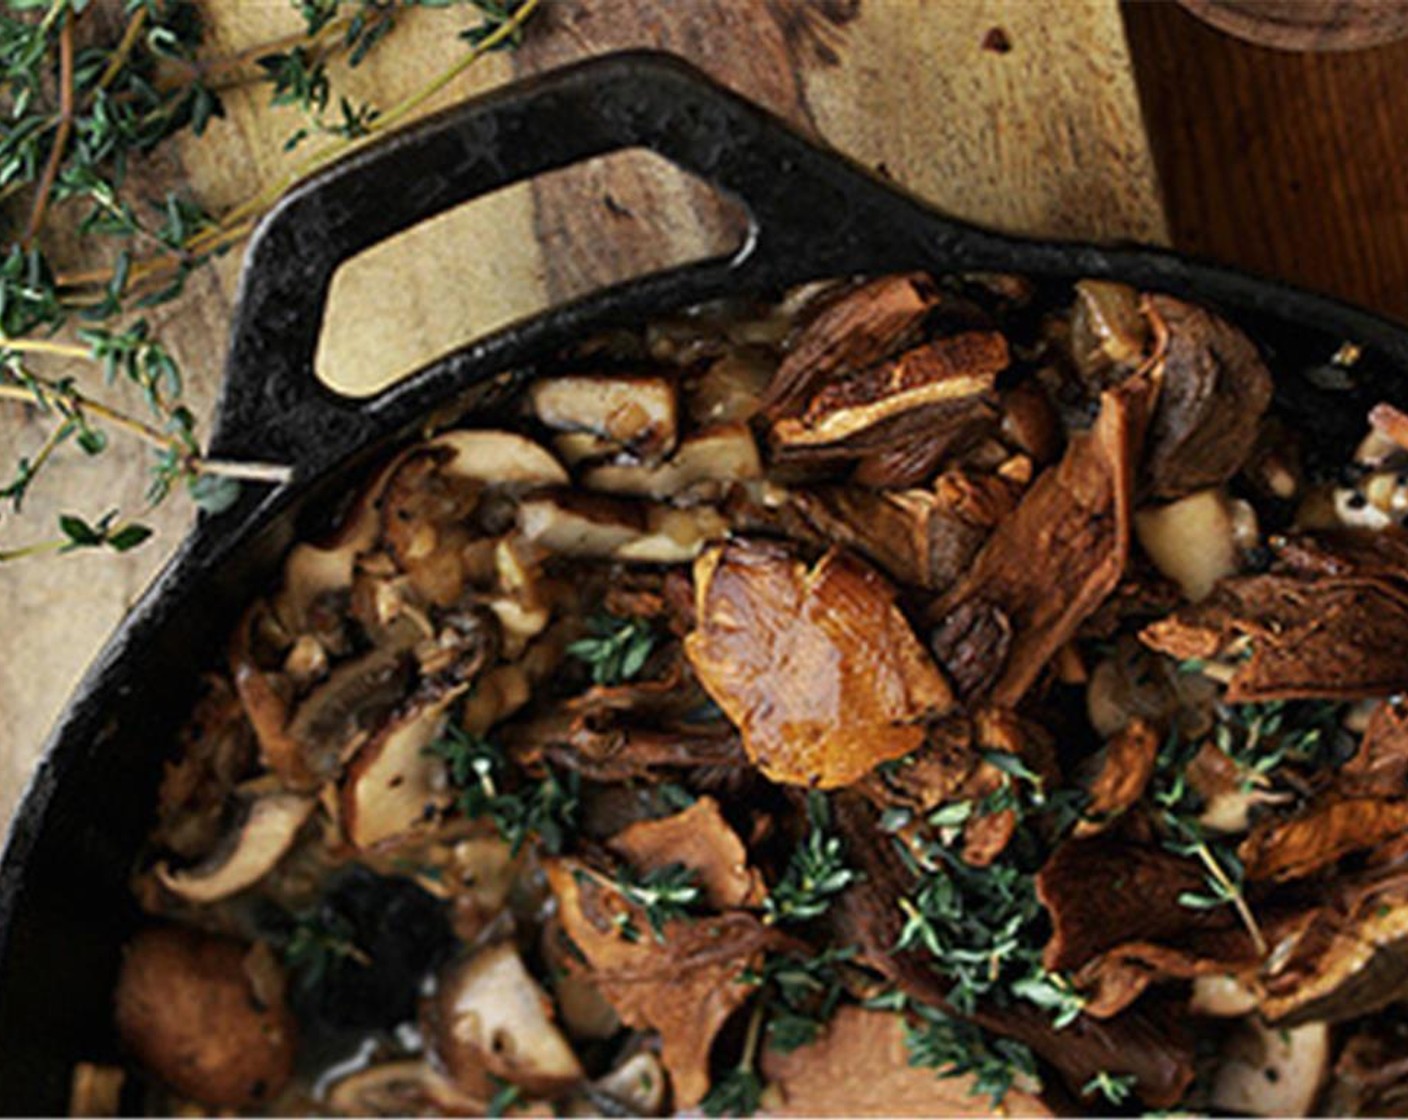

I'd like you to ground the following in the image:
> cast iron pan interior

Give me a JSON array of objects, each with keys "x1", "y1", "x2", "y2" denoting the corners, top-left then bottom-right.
[{"x1": 3, "y1": 50, "x2": 1408, "y2": 1112}]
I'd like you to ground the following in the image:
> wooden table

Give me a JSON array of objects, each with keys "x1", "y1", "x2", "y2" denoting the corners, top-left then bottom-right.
[{"x1": 0, "y1": 0, "x2": 1165, "y2": 833}]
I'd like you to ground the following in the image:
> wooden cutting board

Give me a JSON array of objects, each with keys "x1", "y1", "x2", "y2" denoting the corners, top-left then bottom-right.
[{"x1": 0, "y1": 0, "x2": 1166, "y2": 832}]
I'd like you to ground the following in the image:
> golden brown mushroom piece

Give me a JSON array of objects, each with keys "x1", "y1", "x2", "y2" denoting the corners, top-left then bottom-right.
[
  {"x1": 423, "y1": 941, "x2": 584, "y2": 1100},
  {"x1": 685, "y1": 538, "x2": 953, "y2": 788},
  {"x1": 114, "y1": 927, "x2": 296, "y2": 1110}
]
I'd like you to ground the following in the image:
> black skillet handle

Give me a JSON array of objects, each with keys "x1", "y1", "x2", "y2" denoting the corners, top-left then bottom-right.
[{"x1": 208, "y1": 50, "x2": 1010, "y2": 475}]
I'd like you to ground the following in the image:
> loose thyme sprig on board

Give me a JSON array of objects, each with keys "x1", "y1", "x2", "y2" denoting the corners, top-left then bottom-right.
[{"x1": 0, "y1": 0, "x2": 539, "y2": 561}]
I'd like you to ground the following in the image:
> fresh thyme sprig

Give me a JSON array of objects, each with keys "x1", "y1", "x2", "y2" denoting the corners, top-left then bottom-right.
[
  {"x1": 762, "y1": 792, "x2": 858, "y2": 926},
  {"x1": 609, "y1": 861, "x2": 704, "y2": 942},
  {"x1": 1, "y1": 0, "x2": 540, "y2": 561},
  {"x1": 903, "y1": 1000, "x2": 1040, "y2": 1107},
  {"x1": 567, "y1": 611, "x2": 657, "y2": 686},
  {"x1": 426, "y1": 722, "x2": 579, "y2": 854}
]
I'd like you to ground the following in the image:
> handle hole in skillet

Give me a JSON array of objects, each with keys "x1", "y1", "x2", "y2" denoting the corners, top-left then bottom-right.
[{"x1": 314, "y1": 147, "x2": 750, "y2": 398}]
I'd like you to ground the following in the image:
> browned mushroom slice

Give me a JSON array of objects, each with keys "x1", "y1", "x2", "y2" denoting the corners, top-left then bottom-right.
[
  {"x1": 546, "y1": 859, "x2": 784, "y2": 1109},
  {"x1": 518, "y1": 491, "x2": 645, "y2": 557},
  {"x1": 606, "y1": 796, "x2": 766, "y2": 909},
  {"x1": 762, "y1": 272, "x2": 941, "y2": 417},
  {"x1": 770, "y1": 332, "x2": 1005, "y2": 455},
  {"x1": 616, "y1": 506, "x2": 729, "y2": 564},
  {"x1": 582, "y1": 423, "x2": 762, "y2": 498},
  {"x1": 340, "y1": 687, "x2": 467, "y2": 850},
  {"x1": 424, "y1": 941, "x2": 584, "y2": 1100},
  {"x1": 760, "y1": 1006, "x2": 1053, "y2": 1117},
  {"x1": 930, "y1": 379, "x2": 1151, "y2": 708},
  {"x1": 1068, "y1": 279, "x2": 1150, "y2": 385},
  {"x1": 1073, "y1": 718, "x2": 1159, "y2": 837},
  {"x1": 156, "y1": 791, "x2": 316, "y2": 903},
  {"x1": 685, "y1": 538, "x2": 953, "y2": 789},
  {"x1": 1211, "y1": 1019, "x2": 1329, "y2": 1118},
  {"x1": 324, "y1": 1059, "x2": 484, "y2": 1117},
  {"x1": 519, "y1": 492, "x2": 724, "y2": 563},
  {"x1": 272, "y1": 447, "x2": 416, "y2": 634},
  {"x1": 1238, "y1": 796, "x2": 1408, "y2": 884},
  {"x1": 115, "y1": 927, "x2": 297, "y2": 1110},
  {"x1": 1036, "y1": 831, "x2": 1253, "y2": 975},
  {"x1": 426, "y1": 428, "x2": 569, "y2": 487},
  {"x1": 529, "y1": 375, "x2": 678, "y2": 458},
  {"x1": 1139, "y1": 294, "x2": 1273, "y2": 499},
  {"x1": 1141, "y1": 531, "x2": 1408, "y2": 703},
  {"x1": 283, "y1": 643, "x2": 415, "y2": 785},
  {"x1": 1261, "y1": 878, "x2": 1408, "y2": 1025},
  {"x1": 769, "y1": 475, "x2": 1016, "y2": 592}
]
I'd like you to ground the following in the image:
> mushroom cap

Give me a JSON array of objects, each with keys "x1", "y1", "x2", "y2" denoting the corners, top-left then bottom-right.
[{"x1": 114, "y1": 927, "x2": 297, "y2": 1109}]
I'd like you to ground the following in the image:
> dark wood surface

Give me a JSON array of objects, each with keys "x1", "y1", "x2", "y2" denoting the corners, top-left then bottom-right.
[{"x1": 1126, "y1": 0, "x2": 1408, "y2": 323}]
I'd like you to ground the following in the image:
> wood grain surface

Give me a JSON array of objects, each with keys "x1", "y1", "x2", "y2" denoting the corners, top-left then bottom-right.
[
  {"x1": 0, "y1": 0, "x2": 1165, "y2": 834},
  {"x1": 1126, "y1": 0, "x2": 1408, "y2": 322}
]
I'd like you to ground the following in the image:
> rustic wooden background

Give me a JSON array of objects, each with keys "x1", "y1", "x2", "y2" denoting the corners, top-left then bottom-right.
[{"x1": 0, "y1": 0, "x2": 1169, "y2": 833}]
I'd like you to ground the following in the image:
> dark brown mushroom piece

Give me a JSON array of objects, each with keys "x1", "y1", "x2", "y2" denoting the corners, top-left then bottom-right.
[
  {"x1": 1142, "y1": 530, "x2": 1408, "y2": 702},
  {"x1": 114, "y1": 927, "x2": 297, "y2": 1110},
  {"x1": 762, "y1": 272, "x2": 942, "y2": 418},
  {"x1": 929, "y1": 378, "x2": 1152, "y2": 708},
  {"x1": 769, "y1": 332, "x2": 1005, "y2": 460},
  {"x1": 1139, "y1": 294, "x2": 1274, "y2": 499}
]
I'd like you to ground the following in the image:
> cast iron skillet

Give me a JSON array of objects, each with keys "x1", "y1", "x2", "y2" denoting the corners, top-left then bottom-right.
[{"x1": 3, "y1": 50, "x2": 1408, "y2": 1113}]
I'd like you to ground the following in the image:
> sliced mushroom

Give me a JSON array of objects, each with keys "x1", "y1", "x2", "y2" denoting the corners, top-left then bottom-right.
[
  {"x1": 323, "y1": 1059, "x2": 483, "y2": 1116},
  {"x1": 518, "y1": 492, "x2": 645, "y2": 557},
  {"x1": 425, "y1": 941, "x2": 584, "y2": 1099},
  {"x1": 115, "y1": 927, "x2": 297, "y2": 1110},
  {"x1": 427, "y1": 429, "x2": 569, "y2": 488},
  {"x1": 1211, "y1": 1019, "x2": 1329, "y2": 1117},
  {"x1": 340, "y1": 687, "x2": 467, "y2": 850},
  {"x1": 284, "y1": 643, "x2": 415, "y2": 784},
  {"x1": 156, "y1": 791, "x2": 316, "y2": 903},
  {"x1": 690, "y1": 346, "x2": 774, "y2": 425},
  {"x1": 1134, "y1": 488, "x2": 1240, "y2": 602},
  {"x1": 582, "y1": 424, "x2": 762, "y2": 498},
  {"x1": 615, "y1": 506, "x2": 729, "y2": 564},
  {"x1": 69, "y1": 1063, "x2": 125, "y2": 1118},
  {"x1": 529, "y1": 375, "x2": 677, "y2": 458},
  {"x1": 271, "y1": 449, "x2": 416, "y2": 634},
  {"x1": 1069, "y1": 279, "x2": 1149, "y2": 383},
  {"x1": 584, "y1": 1051, "x2": 667, "y2": 1116},
  {"x1": 770, "y1": 332, "x2": 1005, "y2": 452}
]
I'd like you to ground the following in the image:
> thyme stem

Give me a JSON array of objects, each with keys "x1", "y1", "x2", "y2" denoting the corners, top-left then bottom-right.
[
  {"x1": 23, "y1": 13, "x2": 76, "y2": 247},
  {"x1": 1192, "y1": 840, "x2": 1267, "y2": 957},
  {"x1": 94, "y1": 5, "x2": 149, "y2": 93}
]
